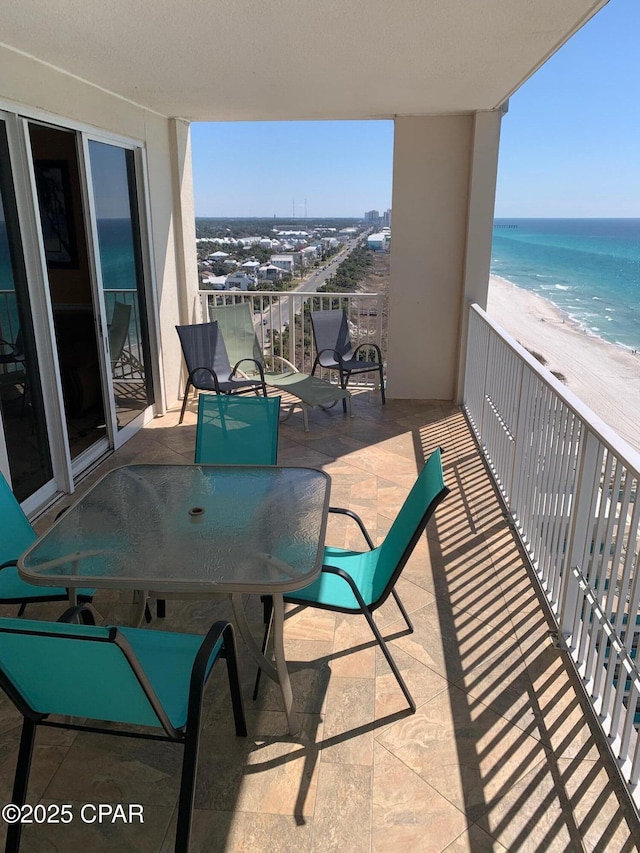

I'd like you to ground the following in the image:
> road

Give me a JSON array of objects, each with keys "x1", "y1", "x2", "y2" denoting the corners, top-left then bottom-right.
[{"x1": 258, "y1": 241, "x2": 359, "y2": 336}]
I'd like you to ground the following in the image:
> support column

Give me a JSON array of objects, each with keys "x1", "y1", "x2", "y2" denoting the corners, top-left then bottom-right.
[
  {"x1": 166, "y1": 118, "x2": 199, "y2": 408},
  {"x1": 386, "y1": 111, "x2": 502, "y2": 402},
  {"x1": 169, "y1": 119, "x2": 199, "y2": 325},
  {"x1": 455, "y1": 108, "x2": 504, "y2": 401},
  {"x1": 386, "y1": 115, "x2": 473, "y2": 400}
]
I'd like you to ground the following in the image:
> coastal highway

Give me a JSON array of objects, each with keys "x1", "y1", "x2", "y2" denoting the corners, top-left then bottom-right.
[{"x1": 257, "y1": 241, "x2": 358, "y2": 336}]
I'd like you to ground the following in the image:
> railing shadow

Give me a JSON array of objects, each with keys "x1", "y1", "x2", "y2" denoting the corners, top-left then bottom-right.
[{"x1": 412, "y1": 411, "x2": 640, "y2": 850}]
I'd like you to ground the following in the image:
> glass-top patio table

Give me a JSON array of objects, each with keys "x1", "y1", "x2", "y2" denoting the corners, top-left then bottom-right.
[{"x1": 18, "y1": 464, "x2": 331, "y2": 734}]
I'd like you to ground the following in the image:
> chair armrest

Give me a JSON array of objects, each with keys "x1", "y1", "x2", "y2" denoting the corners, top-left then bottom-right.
[
  {"x1": 312, "y1": 347, "x2": 344, "y2": 376},
  {"x1": 316, "y1": 347, "x2": 343, "y2": 364},
  {"x1": 188, "y1": 620, "x2": 247, "y2": 735},
  {"x1": 328, "y1": 506, "x2": 375, "y2": 550},
  {"x1": 265, "y1": 354, "x2": 298, "y2": 374},
  {"x1": 188, "y1": 366, "x2": 222, "y2": 393},
  {"x1": 231, "y1": 358, "x2": 266, "y2": 382},
  {"x1": 57, "y1": 605, "x2": 96, "y2": 625}
]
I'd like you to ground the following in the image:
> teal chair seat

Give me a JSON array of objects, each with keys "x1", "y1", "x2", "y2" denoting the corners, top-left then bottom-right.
[
  {"x1": 0, "y1": 473, "x2": 95, "y2": 614},
  {"x1": 0, "y1": 614, "x2": 246, "y2": 853},
  {"x1": 195, "y1": 393, "x2": 280, "y2": 465},
  {"x1": 286, "y1": 547, "x2": 380, "y2": 610}
]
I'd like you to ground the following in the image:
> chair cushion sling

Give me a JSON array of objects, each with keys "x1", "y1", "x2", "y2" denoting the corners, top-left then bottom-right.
[
  {"x1": 0, "y1": 473, "x2": 95, "y2": 604},
  {"x1": 286, "y1": 449, "x2": 447, "y2": 611},
  {"x1": 0, "y1": 619, "x2": 223, "y2": 730},
  {"x1": 195, "y1": 394, "x2": 279, "y2": 465}
]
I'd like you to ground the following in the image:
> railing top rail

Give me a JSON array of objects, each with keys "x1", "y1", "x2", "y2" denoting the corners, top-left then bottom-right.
[
  {"x1": 198, "y1": 290, "x2": 383, "y2": 299},
  {"x1": 469, "y1": 302, "x2": 640, "y2": 477}
]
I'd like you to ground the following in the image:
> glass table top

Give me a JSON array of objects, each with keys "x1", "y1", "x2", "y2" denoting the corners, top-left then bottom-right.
[{"x1": 19, "y1": 464, "x2": 331, "y2": 594}]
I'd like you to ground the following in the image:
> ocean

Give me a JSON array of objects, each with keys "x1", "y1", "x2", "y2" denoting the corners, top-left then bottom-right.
[{"x1": 491, "y1": 219, "x2": 640, "y2": 352}]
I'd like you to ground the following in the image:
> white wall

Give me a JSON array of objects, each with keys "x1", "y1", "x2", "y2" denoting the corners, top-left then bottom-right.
[{"x1": 0, "y1": 44, "x2": 189, "y2": 412}]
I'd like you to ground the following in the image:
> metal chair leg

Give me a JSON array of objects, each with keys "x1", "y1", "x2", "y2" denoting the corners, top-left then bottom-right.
[
  {"x1": 252, "y1": 595, "x2": 273, "y2": 700},
  {"x1": 6, "y1": 718, "x2": 37, "y2": 853}
]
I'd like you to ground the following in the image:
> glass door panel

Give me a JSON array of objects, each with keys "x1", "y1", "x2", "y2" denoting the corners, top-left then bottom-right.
[
  {"x1": 29, "y1": 122, "x2": 108, "y2": 464},
  {"x1": 88, "y1": 141, "x2": 153, "y2": 431},
  {"x1": 0, "y1": 120, "x2": 53, "y2": 501}
]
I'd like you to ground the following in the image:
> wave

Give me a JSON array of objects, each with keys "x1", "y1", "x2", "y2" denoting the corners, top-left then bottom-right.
[{"x1": 555, "y1": 284, "x2": 570, "y2": 291}]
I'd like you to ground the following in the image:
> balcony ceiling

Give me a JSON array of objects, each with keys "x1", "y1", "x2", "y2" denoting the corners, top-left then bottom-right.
[{"x1": 2, "y1": 0, "x2": 608, "y2": 121}]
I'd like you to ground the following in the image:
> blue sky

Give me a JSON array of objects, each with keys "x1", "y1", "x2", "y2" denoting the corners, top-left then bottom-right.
[{"x1": 191, "y1": 0, "x2": 638, "y2": 218}]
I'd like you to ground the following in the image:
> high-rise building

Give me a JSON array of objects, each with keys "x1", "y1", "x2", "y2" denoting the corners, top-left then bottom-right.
[{"x1": 364, "y1": 210, "x2": 379, "y2": 222}]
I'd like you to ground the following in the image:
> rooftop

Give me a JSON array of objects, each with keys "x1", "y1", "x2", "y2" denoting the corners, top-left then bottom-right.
[{"x1": 2, "y1": 391, "x2": 639, "y2": 851}]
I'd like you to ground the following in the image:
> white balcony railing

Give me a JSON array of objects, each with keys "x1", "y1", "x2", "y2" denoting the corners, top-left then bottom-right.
[
  {"x1": 464, "y1": 303, "x2": 640, "y2": 804},
  {"x1": 197, "y1": 289, "x2": 386, "y2": 383}
]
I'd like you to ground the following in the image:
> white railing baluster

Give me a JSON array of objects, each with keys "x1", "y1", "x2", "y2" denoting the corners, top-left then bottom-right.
[{"x1": 463, "y1": 303, "x2": 640, "y2": 808}]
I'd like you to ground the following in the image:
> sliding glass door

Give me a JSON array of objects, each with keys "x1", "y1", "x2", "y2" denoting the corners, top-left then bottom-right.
[
  {"x1": 0, "y1": 119, "x2": 53, "y2": 501},
  {"x1": 87, "y1": 140, "x2": 153, "y2": 436},
  {"x1": 0, "y1": 112, "x2": 156, "y2": 507}
]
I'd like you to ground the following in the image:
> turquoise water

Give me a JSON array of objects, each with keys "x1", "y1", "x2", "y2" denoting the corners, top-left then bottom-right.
[
  {"x1": 0, "y1": 218, "x2": 136, "y2": 291},
  {"x1": 492, "y1": 219, "x2": 640, "y2": 351},
  {"x1": 1, "y1": 217, "x2": 137, "y2": 337}
]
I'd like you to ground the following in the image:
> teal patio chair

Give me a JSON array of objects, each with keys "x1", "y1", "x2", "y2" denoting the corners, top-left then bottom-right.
[
  {"x1": 210, "y1": 302, "x2": 352, "y2": 431},
  {"x1": 282, "y1": 447, "x2": 448, "y2": 712},
  {"x1": 150, "y1": 393, "x2": 281, "y2": 622},
  {"x1": 176, "y1": 321, "x2": 268, "y2": 424},
  {"x1": 0, "y1": 614, "x2": 246, "y2": 853},
  {"x1": 195, "y1": 393, "x2": 280, "y2": 465},
  {"x1": 0, "y1": 473, "x2": 94, "y2": 615}
]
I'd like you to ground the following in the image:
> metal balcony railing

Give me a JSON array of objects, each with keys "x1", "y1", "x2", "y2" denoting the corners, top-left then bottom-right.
[
  {"x1": 197, "y1": 289, "x2": 386, "y2": 384},
  {"x1": 464, "y1": 302, "x2": 640, "y2": 805}
]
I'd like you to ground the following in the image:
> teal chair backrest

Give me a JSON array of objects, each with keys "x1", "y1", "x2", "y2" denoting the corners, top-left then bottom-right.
[
  {"x1": 210, "y1": 303, "x2": 266, "y2": 371},
  {"x1": 0, "y1": 473, "x2": 37, "y2": 565},
  {"x1": 0, "y1": 618, "x2": 167, "y2": 729},
  {"x1": 195, "y1": 394, "x2": 280, "y2": 465},
  {"x1": 371, "y1": 448, "x2": 448, "y2": 603}
]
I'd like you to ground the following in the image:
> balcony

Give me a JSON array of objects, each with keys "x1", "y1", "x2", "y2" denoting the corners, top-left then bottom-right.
[{"x1": 2, "y1": 357, "x2": 639, "y2": 850}]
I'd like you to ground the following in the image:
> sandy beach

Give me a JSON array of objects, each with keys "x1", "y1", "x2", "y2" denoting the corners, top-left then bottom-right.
[{"x1": 486, "y1": 275, "x2": 640, "y2": 455}]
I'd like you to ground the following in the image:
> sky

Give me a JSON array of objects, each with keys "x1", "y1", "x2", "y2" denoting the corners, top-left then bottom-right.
[{"x1": 191, "y1": 0, "x2": 638, "y2": 219}]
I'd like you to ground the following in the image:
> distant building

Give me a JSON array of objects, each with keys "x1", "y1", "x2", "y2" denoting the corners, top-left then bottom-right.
[
  {"x1": 258, "y1": 264, "x2": 283, "y2": 283},
  {"x1": 224, "y1": 271, "x2": 256, "y2": 290},
  {"x1": 383, "y1": 209, "x2": 392, "y2": 227},
  {"x1": 200, "y1": 274, "x2": 228, "y2": 290},
  {"x1": 321, "y1": 237, "x2": 339, "y2": 250},
  {"x1": 367, "y1": 232, "x2": 389, "y2": 252},
  {"x1": 270, "y1": 254, "x2": 296, "y2": 274},
  {"x1": 364, "y1": 210, "x2": 379, "y2": 222}
]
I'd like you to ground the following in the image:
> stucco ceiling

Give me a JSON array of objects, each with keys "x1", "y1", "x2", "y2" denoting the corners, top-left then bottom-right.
[{"x1": 1, "y1": 0, "x2": 608, "y2": 121}]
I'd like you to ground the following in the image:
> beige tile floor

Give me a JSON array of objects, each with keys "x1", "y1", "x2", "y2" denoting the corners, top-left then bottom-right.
[{"x1": 2, "y1": 390, "x2": 640, "y2": 852}]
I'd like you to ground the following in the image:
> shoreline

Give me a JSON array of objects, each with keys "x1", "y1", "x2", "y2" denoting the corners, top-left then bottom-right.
[{"x1": 486, "y1": 274, "x2": 640, "y2": 454}]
